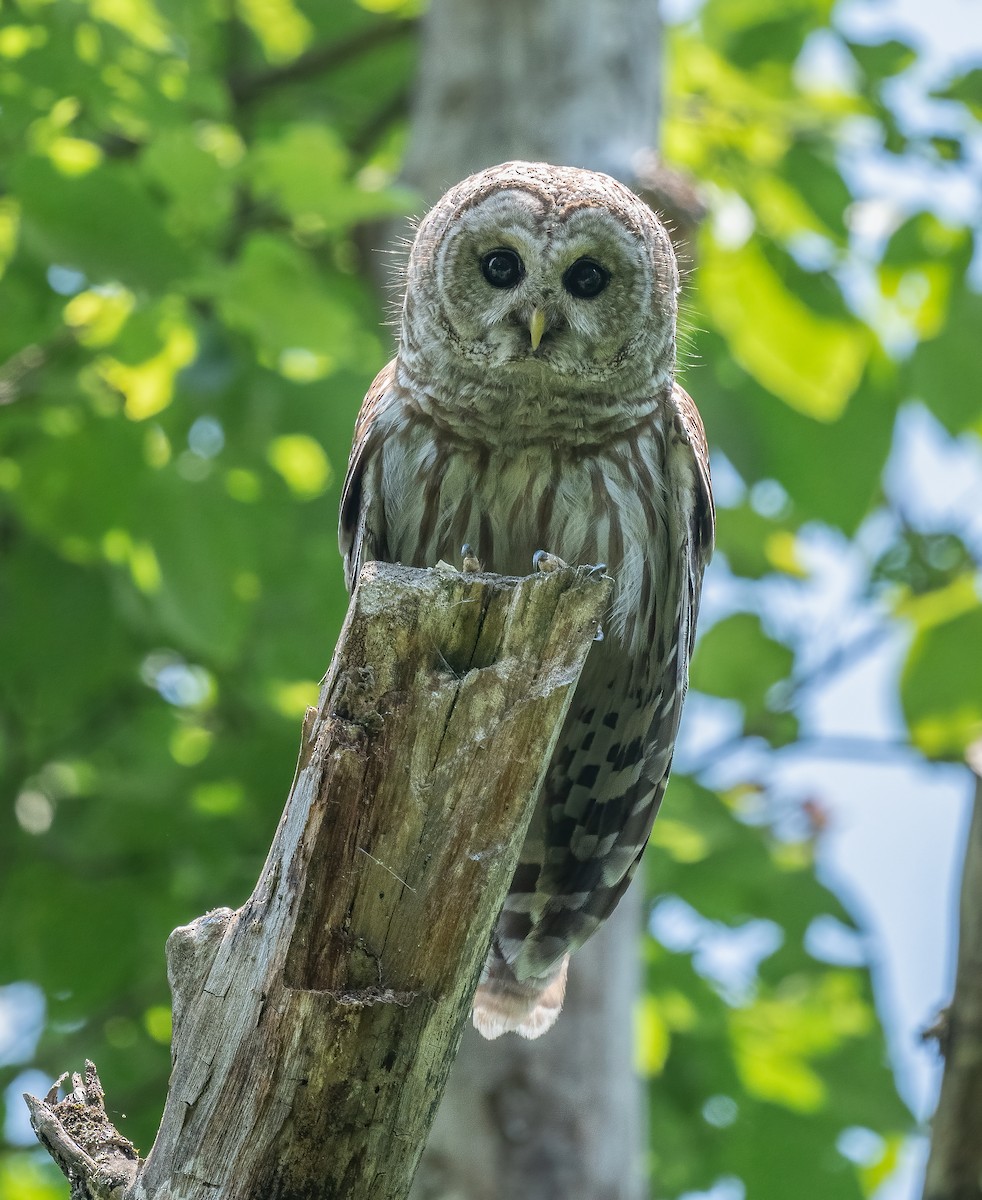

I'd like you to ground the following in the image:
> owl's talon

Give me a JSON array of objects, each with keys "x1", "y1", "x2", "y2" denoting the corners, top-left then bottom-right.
[
  {"x1": 533, "y1": 549, "x2": 568, "y2": 574},
  {"x1": 582, "y1": 562, "x2": 607, "y2": 578},
  {"x1": 461, "y1": 543, "x2": 483, "y2": 573}
]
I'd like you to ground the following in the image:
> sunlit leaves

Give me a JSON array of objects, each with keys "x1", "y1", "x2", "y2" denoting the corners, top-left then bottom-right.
[
  {"x1": 647, "y1": 777, "x2": 860, "y2": 939},
  {"x1": 208, "y1": 234, "x2": 374, "y2": 374},
  {"x1": 249, "y1": 123, "x2": 413, "y2": 234},
  {"x1": 141, "y1": 127, "x2": 238, "y2": 241},
  {"x1": 0, "y1": 24, "x2": 50, "y2": 60},
  {"x1": 95, "y1": 300, "x2": 197, "y2": 420},
  {"x1": 266, "y1": 679, "x2": 320, "y2": 718},
  {"x1": 879, "y1": 214, "x2": 970, "y2": 343},
  {"x1": 644, "y1": 940, "x2": 903, "y2": 1200},
  {"x1": 636, "y1": 993, "x2": 673, "y2": 1076},
  {"x1": 901, "y1": 601, "x2": 982, "y2": 758},
  {"x1": 355, "y1": 0, "x2": 422, "y2": 13},
  {"x1": 730, "y1": 973, "x2": 872, "y2": 1112},
  {"x1": 88, "y1": 0, "x2": 173, "y2": 53},
  {"x1": 65, "y1": 287, "x2": 136, "y2": 348},
  {"x1": 687, "y1": 336, "x2": 898, "y2": 533},
  {"x1": 0, "y1": 3, "x2": 411, "y2": 1156},
  {"x1": 0, "y1": 197, "x2": 19, "y2": 278},
  {"x1": 237, "y1": 0, "x2": 313, "y2": 63},
  {"x1": 267, "y1": 433, "x2": 332, "y2": 499},
  {"x1": 0, "y1": 1153, "x2": 64, "y2": 1200},
  {"x1": 644, "y1": 779, "x2": 908, "y2": 1200},
  {"x1": 699, "y1": 236, "x2": 869, "y2": 419}
]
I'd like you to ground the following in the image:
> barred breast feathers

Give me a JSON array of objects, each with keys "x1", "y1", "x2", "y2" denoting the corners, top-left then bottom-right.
[{"x1": 339, "y1": 366, "x2": 713, "y2": 669}]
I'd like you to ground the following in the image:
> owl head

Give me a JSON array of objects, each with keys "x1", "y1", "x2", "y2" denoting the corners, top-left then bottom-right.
[{"x1": 402, "y1": 161, "x2": 679, "y2": 395}]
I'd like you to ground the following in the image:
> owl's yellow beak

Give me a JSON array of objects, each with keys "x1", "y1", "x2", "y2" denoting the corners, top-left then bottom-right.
[{"x1": 529, "y1": 308, "x2": 547, "y2": 352}]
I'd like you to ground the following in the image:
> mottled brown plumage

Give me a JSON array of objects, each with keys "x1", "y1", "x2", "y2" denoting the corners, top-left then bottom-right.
[{"x1": 340, "y1": 161, "x2": 713, "y2": 1038}]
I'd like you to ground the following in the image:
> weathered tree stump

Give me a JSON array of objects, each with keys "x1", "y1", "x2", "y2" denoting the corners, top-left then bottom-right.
[{"x1": 26, "y1": 561, "x2": 610, "y2": 1200}]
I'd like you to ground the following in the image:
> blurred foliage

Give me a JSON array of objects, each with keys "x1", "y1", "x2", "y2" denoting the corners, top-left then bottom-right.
[{"x1": 0, "y1": 0, "x2": 979, "y2": 1198}]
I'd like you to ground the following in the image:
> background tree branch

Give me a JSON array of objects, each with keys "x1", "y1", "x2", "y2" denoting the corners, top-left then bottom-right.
[
  {"x1": 923, "y1": 745, "x2": 982, "y2": 1200},
  {"x1": 229, "y1": 19, "x2": 416, "y2": 107}
]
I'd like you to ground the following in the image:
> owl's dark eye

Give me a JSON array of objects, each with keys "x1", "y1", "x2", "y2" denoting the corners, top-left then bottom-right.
[
  {"x1": 563, "y1": 257, "x2": 610, "y2": 299},
  {"x1": 480, "y1": 248, "x2": 524, "y2": 289}
]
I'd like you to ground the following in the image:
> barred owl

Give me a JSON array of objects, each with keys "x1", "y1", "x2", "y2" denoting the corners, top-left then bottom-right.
[{"x1": 340, "y1": 161, "x2": 714, "y2": 1038}]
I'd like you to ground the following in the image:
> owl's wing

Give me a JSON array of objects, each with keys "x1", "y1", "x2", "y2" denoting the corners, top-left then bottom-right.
[
  {"x1": 631, "y1": 381, "x2": 714, "y2": 835},
  {"x1": 673, "y1": 381, "x2": 715, "y2": 657},
  {"x1": 338, "y1": 359, "x2": 399, "y2": 590},
  {"x1": 501, "y1": 382, "x2": 714, "y2": 985},
  {"x1": 610, "y1": 382, "x2": 714, "y2": 850},
  {"x1": 672, "y1": 379, "x2": 710, "y2": 609}
]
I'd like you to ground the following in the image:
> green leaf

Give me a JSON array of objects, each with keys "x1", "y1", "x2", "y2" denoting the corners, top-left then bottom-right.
[
  {"x1": 930, "y1": 136, "x2": 964, "y2": 163},
  {"x1": 931, "y1": 66, "x2": 982, "y2": 117},
  {"x1": 249, "y1": 124, "x2": 414, "y2": 233},
  {"x1": 901, "y1": 602, "x2": 982, "y2": 757},
  {"x1": 141, "y1": 127, "x2": 237, "y2": 241},
  {"x1": 760, "y1": 238, "x2": 851, "y2": 321},
  {"x1": 690, "y1": 612, "x2": 794, "y2": 727},
  {"x1": 648, "y1": 777, "x2": 850, "y2": 934},
  {"x1": 12, "y1": 410, "x2": 146, "y2": 547},
  {"x1": 908, "y1": 282, "x2": 982, "y2": 434},
  {"x1": 715, "y1": 504, "x2": 804, "y2": 579},
  {"x1": 698, "y1": 236, "x2": 869, "y2": 419},
  {"x1": 725, "y1": 13, "x2": 812, "y2": 69},
  {"x1": 882, "y1": 212, "x2": 970, "y2": 268},
  {"x1": 208, "y1": 234, "x2": 372, "y2": 373},
  {"x1": 136, "y1": 472, "x2": 257, "y2": 663},
  {"x1": 0, "y1": 1151, "x2": 66, "y2": 1199},
  {"x1": 872, "y1": 531, "x2": 976, "y2": 595},
  {"x1": 238, "y1": 0, "x2": 314, "y2": 63},
  {"x1": 846, "y1": 39, "x2": 916, "y2": 81},
  {"x1": 13, "y1": 158, "x2": 193, "y2": 290},
  {"x1": 780, "y1": 142, "x2": 852, "y2": 239},
  {"x1": 0, "y1": 542, "x2": 129, "y2": 741},
  {"x1": 688, "y1": 337, "x2": 898, "y2": 533}
]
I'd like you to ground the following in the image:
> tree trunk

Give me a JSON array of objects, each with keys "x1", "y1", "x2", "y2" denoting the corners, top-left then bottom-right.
[
  {"x1": 411, "y1": 895, "x2": 646, "y2": 1200},
  {"x1": 922, "y1": 747, "x2": 982, "y2": 1200},
  {"x1": 25, "y1": 562, "x2": 609, "y2": 1200},
  {"x1": 402, "y1": 3, "x2": 666, "y2": 1196},
  {"x1": 402, "y1": 0, "x2": 662, "y2": 189}
]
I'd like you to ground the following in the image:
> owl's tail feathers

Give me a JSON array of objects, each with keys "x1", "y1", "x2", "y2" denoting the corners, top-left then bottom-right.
[{"x1": 472, "y1": 950, "x2": 569, "y2": 1040}]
